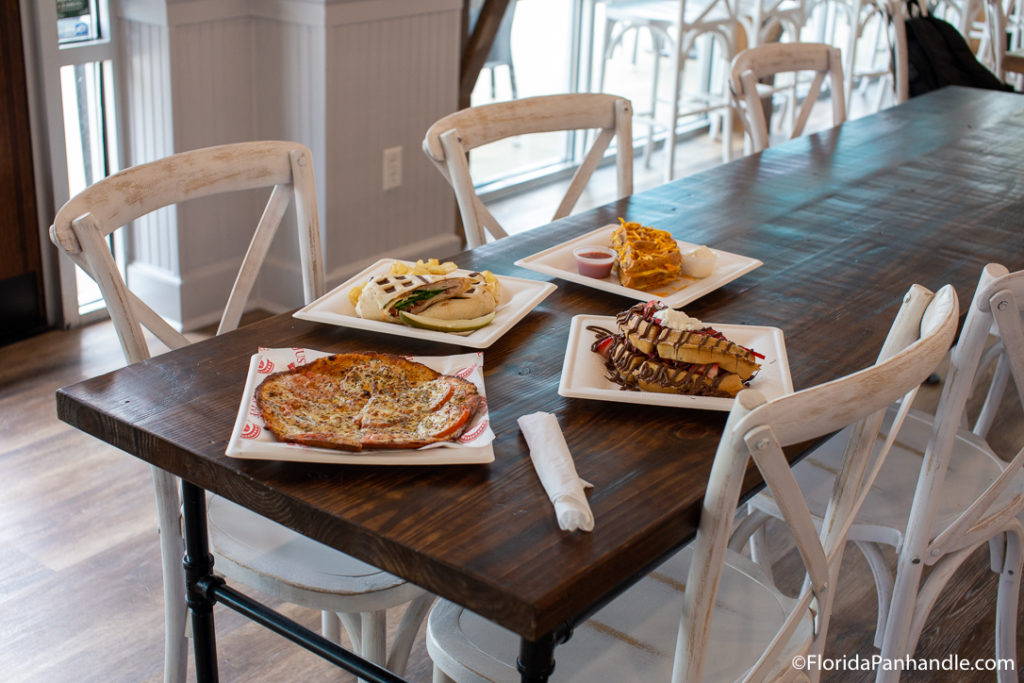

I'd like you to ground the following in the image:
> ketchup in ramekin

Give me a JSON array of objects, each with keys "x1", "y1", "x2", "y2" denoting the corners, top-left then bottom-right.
[{"x1": 572, "y1": 246, "x2": 616, "y2": 279}]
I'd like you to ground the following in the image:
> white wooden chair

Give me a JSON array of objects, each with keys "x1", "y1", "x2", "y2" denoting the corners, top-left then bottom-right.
[
  {"x1": 739, "y1": 264, "x2": 1024, "y2": 682},
  {"x1": 422, "y1": 93, "x2": 633, "y2": 248},
  {"x1": 424, "y1": 283, "x2": 958, "y2": 682},
  {"x1": 729, "y1": 42, "x2": 847, "y2": 153},
  {"x1": 49, "y1": 141, "x2": 434, "y2": 682}
]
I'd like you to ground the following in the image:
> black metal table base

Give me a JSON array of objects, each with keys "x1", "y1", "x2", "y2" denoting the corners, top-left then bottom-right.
[{"x1": 179, "y1": 481, "x2": 406, "y2": 683}]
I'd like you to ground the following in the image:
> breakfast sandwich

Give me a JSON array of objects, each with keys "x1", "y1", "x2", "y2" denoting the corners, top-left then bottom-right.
[
  {"x1": 349, "y1": 259, "x2": 502, "y2": 332},
  {"x1": 356, "y1": 272, "x2": 497, "y2": 323}
]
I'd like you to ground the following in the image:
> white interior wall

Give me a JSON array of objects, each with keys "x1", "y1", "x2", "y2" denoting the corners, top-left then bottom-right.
[{"x1": 117, "y1": 0, "x2": 461, "y2": 330}]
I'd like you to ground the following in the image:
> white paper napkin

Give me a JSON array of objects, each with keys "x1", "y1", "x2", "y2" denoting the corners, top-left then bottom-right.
[{"x1": 517, "y1": 412, "x2": 594, "y2": 532}]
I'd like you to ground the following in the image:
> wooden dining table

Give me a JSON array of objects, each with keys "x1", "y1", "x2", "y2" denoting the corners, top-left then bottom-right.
[{"x1": 56, "y1": 86, "x2": 1024, "y2": 682}]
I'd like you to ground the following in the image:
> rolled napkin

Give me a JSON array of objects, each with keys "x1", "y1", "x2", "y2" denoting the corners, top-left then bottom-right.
[{"x1": 517, "y1": 412, "x2": 595, "y2": 532}]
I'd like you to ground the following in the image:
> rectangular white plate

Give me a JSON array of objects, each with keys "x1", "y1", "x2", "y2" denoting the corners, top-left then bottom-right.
[
  {"x1": 515, "y1": 224, "x2": 762, "y2": 308},
  {"x1": 558, "y1": 315, "x2": 793, "y2": 411},
  {"x1": 226, "y1": 349, "x2": 495, "y2": 465},
  {"x1": 294, "y1": 259, "x2": 557, "y2": 349}
]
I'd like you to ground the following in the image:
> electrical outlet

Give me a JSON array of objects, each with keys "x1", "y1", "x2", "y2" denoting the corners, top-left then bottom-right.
[{"x1": 383, "y1": 146, "x2": 402, "y2": 191}]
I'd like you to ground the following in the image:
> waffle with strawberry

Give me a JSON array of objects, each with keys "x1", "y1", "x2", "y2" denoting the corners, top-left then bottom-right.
[{"x1": 591, "y1": 301, "x2": 762, "y2": 397}]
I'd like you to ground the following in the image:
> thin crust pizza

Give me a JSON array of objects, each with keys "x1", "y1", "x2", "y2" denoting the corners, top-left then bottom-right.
[{"x1": 255, "y1": 352, "x2": 482, "y2": 452}]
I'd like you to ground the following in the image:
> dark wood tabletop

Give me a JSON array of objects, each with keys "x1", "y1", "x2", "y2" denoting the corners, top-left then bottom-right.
[{"x1": 56, "y1": 87, "x2": 1024, "y2": 645}]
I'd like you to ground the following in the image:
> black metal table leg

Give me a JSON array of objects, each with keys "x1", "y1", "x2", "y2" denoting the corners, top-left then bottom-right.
[
  {"x1": 177, "y1": 481, "x2": 404, "y2": 682},
  {"x1": 517, "y1": 634, "x2": 556, "y2": 682},
  {"x1": 182, "y1": 480, "x2": 220, "y2": 683}
]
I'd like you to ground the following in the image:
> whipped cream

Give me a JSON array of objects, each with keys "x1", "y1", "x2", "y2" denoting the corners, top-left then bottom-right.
[
  {"x1": 653, "y1": 307, "x2": 703, "y2": 331},
  {"x1": 680, "y1": 245, "x2": 718, "y2": 278}
]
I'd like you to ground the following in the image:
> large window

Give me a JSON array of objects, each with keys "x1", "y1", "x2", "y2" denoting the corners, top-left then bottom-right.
[{"x1": 468, "y1": 0, "x2": 716, "y2": 199}]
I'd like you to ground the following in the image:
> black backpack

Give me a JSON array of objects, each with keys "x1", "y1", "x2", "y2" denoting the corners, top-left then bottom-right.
[{"x1": 901, "y1": 7, "x2": 1015, "y2": 97}]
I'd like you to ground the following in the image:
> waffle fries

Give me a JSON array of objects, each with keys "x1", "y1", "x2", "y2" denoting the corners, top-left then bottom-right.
[{"x1": 611, "y1": 219, "x2": 682, "y2": 291}]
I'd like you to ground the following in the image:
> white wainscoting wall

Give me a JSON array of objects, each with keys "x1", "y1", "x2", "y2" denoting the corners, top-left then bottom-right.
[{"x1": 117, "y1": 0, "x2": 462, "y2": 330}]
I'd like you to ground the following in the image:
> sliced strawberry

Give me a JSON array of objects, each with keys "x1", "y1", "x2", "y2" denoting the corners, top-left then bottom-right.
[{"x1": 593, "y1": 335, "x2": 615, "y2": 358}]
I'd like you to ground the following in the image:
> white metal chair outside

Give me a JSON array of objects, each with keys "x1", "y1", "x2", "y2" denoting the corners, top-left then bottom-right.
[
  {"x1": 596, "y1": 0, "x2": 737, "y2": 174},
  {"x1": 424, "y1": 283, "x2": 958, "y2": 682},
  {"x1": 740, "y1": 264, "x2": 1024, "y2": 682},
  {"x1": 422, "y1": 93, "x2": 633, "y2": 248},
  {"x1": 801, "y1": 0, "x2": 894, "y2": 107},
  {"x1": 595, "y1": 0, "x2": 806, "y2": 178},
  {"x1": 49, "y1": 141, "x2": 433, "y2": 682},
  {"x1": 729, "y1": 42, "x2": 847, "y2": 153},
  {"x1": 983, "y1": 0, "x2": 1024, "y2": 88}
]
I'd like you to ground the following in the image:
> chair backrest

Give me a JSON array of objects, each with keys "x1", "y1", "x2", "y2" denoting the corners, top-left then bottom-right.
[
  {"x1": 49, "y1": 140, "x2": 325, "y2": 364},
  {"x1": 730, "y1": 42, "x2": 847, "y2": 153},
  {"x1": 422, "y1": 93, "x2": 633, "y2": 248},
  {"x1": 675, "y1": 283, "x2": 958, "y2": 681},
  {"x1": 902, "y1": 264, "x2": 1024, "y2": 561}
]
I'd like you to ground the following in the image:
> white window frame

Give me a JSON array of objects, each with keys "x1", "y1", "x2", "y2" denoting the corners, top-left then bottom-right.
[{"x1": 22, "y1": 0, "x2": 124, "y2": 329}]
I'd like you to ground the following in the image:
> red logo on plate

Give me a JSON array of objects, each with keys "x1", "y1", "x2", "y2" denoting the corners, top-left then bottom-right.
[
  {"x1": 455, "y1": 364, "x2": 477, "y2": 379},
  {"x1": 459, "y1": 418, "x2": 488, "y2": 443},
  {"x1": 241, "y1": 423, "x2": 261, "y2": 439},
  {"x1": 257, "y1": 357, "x2": 275, "y2": 374}
]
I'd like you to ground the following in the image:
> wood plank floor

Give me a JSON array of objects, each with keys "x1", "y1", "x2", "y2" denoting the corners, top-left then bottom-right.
[{"x1": 3, "y1": 93, "x2": 1022, "y2": 681}]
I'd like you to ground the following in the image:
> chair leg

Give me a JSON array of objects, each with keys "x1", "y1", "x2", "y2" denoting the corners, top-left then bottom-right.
[
  {"x1": 990, "y1": 534, "x2": 1006, "y2": 572},
  {"x1": 322, "y1": 610, "x2": 341, "y2": 642},
  {"x1": 433, "y1": 665, "x2": 457, "y2": 683},
  {"x1": 362, "y1": 610, "x2": 387, "y2": 665},
  {"x1": 749, "y1": 523, "x2": 775, "y2": 583},
  {"x1": 644, "y1": 28, "x2": 662, "y2": 170},
  {"x1": 387, "y1": 593, "x2": 437, "y2": 675},
  {"x1": 357, "y1": 610, "x2": 387, "y2": 683},
  {"x1": 853, "y1": 541, "x2": 893, "y2": 648},
  {"x1": 663, "y1": 34, "x2": 693, "y2": 182},
  {"x1": 151, "y1": 467, "x2": 188, "y2": 683},
  {"x1": 844, "y1": 2, "x2": 862, "y2": 106},
  {"x1": 994, "y1": 526, "x2": 1024, "y2": 681},
  {"x1": 508, "y1": 64, "x2": 518, "y2": 100},
  {"x1": 877, "y1": 550, "x2": 928, "y2": 683},
  {"x1": 340, "y1": 612, "x2": 363, "y2": 653},
  {"x1": 902, "y1": 545, "x2": 977, "y2": 660}
]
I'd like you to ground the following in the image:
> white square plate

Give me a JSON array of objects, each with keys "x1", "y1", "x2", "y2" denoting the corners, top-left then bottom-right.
[
  {"x1": 558, "y1": 315, "x2": 793, "y2": 411},
  {"x1": 514, "y1": 224, "x2": 762, "y2": 308},
  {"x1": 226, "y1": 348, "x2": 495, "y2": 464},
  {"x1": 293, "y1": 259, "x2": 557, "y2": 349}
]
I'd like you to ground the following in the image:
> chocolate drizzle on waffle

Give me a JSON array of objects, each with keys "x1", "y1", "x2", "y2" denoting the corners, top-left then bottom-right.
[{"x1": 589, "y1": 301, "x2": 761, "y2": 397}]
